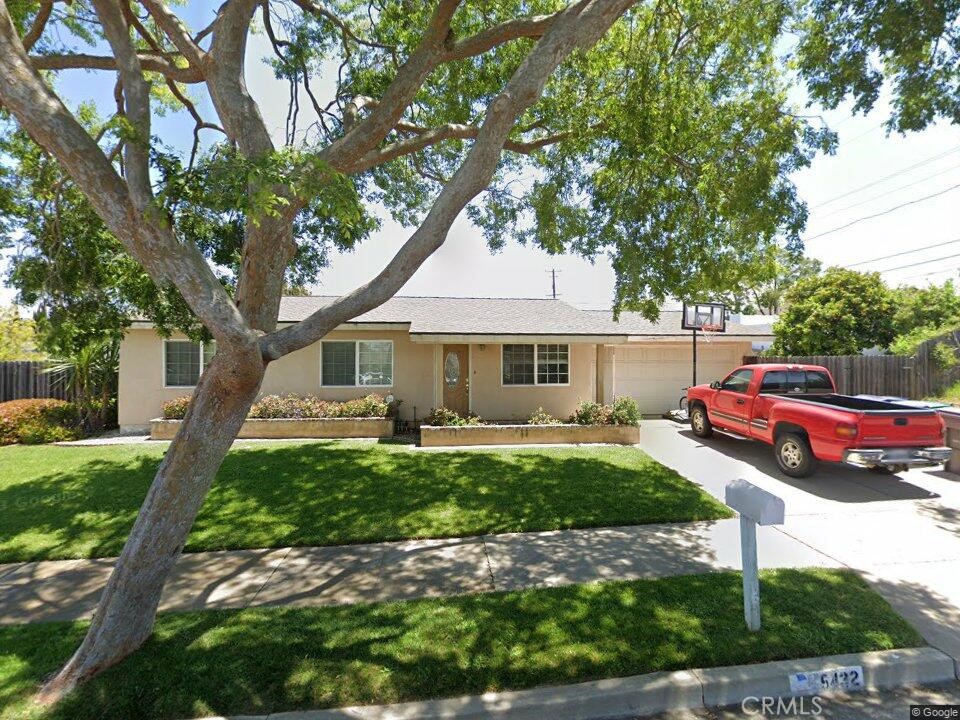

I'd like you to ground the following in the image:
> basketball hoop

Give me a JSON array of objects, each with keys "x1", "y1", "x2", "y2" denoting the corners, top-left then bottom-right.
[{"x1": 681, "y1": 301, "x2": 727, "y2": 387}]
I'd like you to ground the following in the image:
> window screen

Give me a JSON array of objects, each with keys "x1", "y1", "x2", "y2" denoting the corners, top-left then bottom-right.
[
  {"x1": 358, "y1": 341, "x2": 392, "y2": 386},
  {"x1": 502, "y1": 344, "x2": 535, "y2": 385},
  {"x1": 536, "y1": 344, "x2": 569, "y2": 384},
  {"x1": 165, "y1": 341, "x2": 201, "y2": 387},
  {"x1": 321, "y1": 341, "x2": 356, "y2": 386}
]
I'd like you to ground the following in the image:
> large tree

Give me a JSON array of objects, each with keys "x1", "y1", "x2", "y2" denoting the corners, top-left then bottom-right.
[
  {"x1": 770, "y1": 267, "x2": 896, "y2": 354},
  {"x1": 0, "y1": 0, "x2": 820, "y2": 699}
]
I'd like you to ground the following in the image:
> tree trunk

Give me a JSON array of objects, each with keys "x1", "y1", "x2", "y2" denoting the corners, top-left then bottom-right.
[{"x1": 37, "y1": 340, "x2": 265, "y2": 704}]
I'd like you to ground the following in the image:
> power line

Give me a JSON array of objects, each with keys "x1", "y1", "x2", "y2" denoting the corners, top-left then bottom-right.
[
  {"x1": 804, "y1": 182, "x2": 960, "y2": 242},
  {"x1": 810, "y1": 145, "x2": 960, "y2": 209},
  {"x1": 844, "y1": 238, "x2": 960, "y2": 268},
  {"x1": 896, "y1": 265, "x2": 960, "y2": 283},
  {"x1": 876, "y1": 251, "x2": 960, "y2": 273},
  {"x1": 819, "y1": 161, "x2": 960, "y2": 220}
]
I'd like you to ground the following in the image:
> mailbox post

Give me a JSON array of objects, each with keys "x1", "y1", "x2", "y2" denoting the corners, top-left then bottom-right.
[{"x1": 725, "y1": 479, "x2": 785, "y2": 631}]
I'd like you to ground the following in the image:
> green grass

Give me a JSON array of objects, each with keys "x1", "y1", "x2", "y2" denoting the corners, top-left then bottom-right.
[
  {"x1": 0, "y1": 569, "x2": 922, "y2": 720},
  {"x1": 0, "y1": 442, "x2": 731, "y2": 563}
]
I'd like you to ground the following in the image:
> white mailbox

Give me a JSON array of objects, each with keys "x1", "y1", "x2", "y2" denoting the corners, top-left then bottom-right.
[
  {"x1": 724, "y1": 479, "x2": 786, "y2": 632},
  {"x1": 725, "y1": 479, "x2": 785, "y2": 526}
]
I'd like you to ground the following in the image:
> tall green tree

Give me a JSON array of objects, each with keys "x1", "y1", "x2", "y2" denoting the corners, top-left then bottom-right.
[
  {"x1": 0, "y1": 305, "x2": 45, "y2": 360},
  {"x1": 716, "y1": 246, "x2": 822, "y2": 315},
  {"x1": 891, "y1": 280, "x2": 960, "y2": 338},
  {"x1": 0, "y1": 0, "x2": 824, "y2": 695},
  {"x1": 771, "y1": 267, "x2": 896, "y2": 354}
]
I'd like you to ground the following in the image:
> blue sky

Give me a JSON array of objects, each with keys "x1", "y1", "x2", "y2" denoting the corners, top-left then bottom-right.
[{"x1": 4, "y1": 20, "x2": 960, "y2": 310}]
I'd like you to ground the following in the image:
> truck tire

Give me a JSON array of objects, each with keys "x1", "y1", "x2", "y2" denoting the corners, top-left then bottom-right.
[
  {"x1": 690, "y1": 405, "x2": 713, "y2": 438},
  {"x1": 774, "y1": 432, "x2": 818, "y2": 478}
]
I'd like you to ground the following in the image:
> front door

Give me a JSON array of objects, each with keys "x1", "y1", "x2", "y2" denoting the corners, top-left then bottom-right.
[{"x1": 442, "y1": 344, "x2": 470, "y2": 416}]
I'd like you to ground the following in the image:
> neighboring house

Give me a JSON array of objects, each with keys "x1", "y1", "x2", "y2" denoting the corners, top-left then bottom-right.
[{"x1": 117, "y1": 296, "x2": 774, "y2": 431}]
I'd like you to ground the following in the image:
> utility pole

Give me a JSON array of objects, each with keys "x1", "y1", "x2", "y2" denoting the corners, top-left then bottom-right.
[{"x1": 546, "y1": 268, "x2": 560, "y2": 299}]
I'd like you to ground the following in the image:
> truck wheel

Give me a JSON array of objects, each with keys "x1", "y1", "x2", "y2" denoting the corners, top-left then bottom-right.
[
  {"x1": 774, "y1": 432, "x2": 818, "y2": 478},
  {"x1": 690, "y1": 406, "x2": 713, "y2": 438}
]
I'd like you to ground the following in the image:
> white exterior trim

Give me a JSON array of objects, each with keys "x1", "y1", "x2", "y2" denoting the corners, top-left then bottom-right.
[{"x1": 499, "y1": 342, "x2": 572, "y2": 388}]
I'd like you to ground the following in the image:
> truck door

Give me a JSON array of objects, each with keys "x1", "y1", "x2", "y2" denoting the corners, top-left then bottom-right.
[{"x1": 711, "y1": 368, "x2": 755, "y2": 431}]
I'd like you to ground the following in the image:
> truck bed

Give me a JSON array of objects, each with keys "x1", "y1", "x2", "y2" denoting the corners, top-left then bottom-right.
[{"x1": 759, "y1": 393, "x2": 941, "y2": 415}]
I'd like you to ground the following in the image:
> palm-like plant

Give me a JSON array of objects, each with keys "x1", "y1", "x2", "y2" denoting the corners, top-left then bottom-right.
[{"x1": 44, "y1": 338, "x2": 119, "y2": 433}]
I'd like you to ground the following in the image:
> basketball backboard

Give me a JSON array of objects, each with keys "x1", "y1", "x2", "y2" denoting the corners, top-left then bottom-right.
[{"x1": 681, "y1": 302, "x2": 726, "y2": 332}]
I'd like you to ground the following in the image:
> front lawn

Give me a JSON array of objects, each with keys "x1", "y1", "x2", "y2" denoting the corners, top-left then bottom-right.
[
  {"x1": 0, "y1": 569, "x2": 922, "y2": 720},
  {"x1": 0, "y1": 442, "x2": 730, "y2": 563}
]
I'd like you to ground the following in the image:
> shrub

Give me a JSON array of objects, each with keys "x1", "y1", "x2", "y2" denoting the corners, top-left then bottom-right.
[
  {"x1": 610, "y1": 396, "x2": 640, "y2": 426},
  {"x1": 932, "y1": 342, "x2": 958, "y2": 370},
  {"x1": 890, "y1": 325, "x2": 959, "y2": 356},
  {"x1": 568, "y1": 398, "x2": 640, "y2": 426},
  {"x1": 424, "y1": 407, "x2": 484, "y2": 426},
  {"x1": 0, "y1": 399, "x2": 81, "y2": 445},
  {"x1": 249, "y1": 394, "x2": 388, "y2": 419},
  {"x1": 528, "y1": 407, "x2": 562, "y2": 425},
  {"x1": 569, "y1": 400, "x2": 612, "y2": 426},
  {"x1": 161, "y1": 396, "x2": 192, "y2": 420}
]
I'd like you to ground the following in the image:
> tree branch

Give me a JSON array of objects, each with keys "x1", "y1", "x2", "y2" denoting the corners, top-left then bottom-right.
[
  {"x1": 345, "y1": 121, "x2": 575, "y2": 173},
  {"x1": 446, "y1": 13, "x2": 558, "y2": 61},
  {"x1": 139, "y1": 0, "x2": 208, "y2": 69},
  {"x1": 289, "y1": 0, "x2": 395, "y2": 52},
  {"x1": 264, "y1": 0, "x2": 637, "y2": 359},
  {"x1": 0, "y1": 4, "x2": 252, "y2": 346},
  {"x1": 30, "y1": 52, "x2": 203, "y2": 82},
  {"x1": 21, "y1": 0, "x2": 54, "y2": 51},
  {"x1": 91, "y1": 0, "x2": 153, "y2": 209}
]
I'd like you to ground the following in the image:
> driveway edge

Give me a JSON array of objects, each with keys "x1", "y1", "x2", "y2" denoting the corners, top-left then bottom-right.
[{"x1": 197, "y1": 647, "x2": 956, "y2": 720}]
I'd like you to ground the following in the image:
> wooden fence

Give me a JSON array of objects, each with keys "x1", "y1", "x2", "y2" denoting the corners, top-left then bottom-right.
[
  {"x1": 0, "y1": 361, "x2": 73, "y2": 403},
  {"x1": 744, "y1": 331, "x2": 960, "y2": 400}
]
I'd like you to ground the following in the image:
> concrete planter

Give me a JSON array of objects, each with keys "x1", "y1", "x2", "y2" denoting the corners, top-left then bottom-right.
[
  {"x1": 150, "y1": 417, "x2": 394, "y2": 441},
  {"x1": 420, "y1": 423, "x2": 640, "y2": 447}
]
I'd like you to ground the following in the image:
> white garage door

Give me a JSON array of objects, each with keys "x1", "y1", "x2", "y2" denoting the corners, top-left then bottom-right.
[{"x1": 613, "y1": 344, "x2": 741, "y2": 414}]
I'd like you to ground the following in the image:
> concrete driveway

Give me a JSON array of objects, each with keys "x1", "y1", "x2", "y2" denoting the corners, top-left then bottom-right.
[{"x1": 640, "y1": 419, "x2": 960, "y2": 662}]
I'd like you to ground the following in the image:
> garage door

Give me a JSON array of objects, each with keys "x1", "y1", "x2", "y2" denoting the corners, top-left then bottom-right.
[{"x1": 612, "y1": 344, "x2": 741, "y2": 414}]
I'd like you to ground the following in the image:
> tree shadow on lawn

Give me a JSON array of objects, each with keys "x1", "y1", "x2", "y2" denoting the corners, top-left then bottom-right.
[
  {"x1": 0, "y1": 569, "x2": 924, "y2": 720},
  {"x1": 0, "y1": 444, "x2": 731, "y2": 563}
]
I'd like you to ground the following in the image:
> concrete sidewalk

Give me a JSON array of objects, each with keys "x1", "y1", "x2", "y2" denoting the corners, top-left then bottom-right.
[{"x1": 0, "y1": 518, "x2": 838, "y2": 625}]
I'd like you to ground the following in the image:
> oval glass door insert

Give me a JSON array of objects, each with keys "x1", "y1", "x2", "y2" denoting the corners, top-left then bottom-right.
[{"x1": 444, "y1": 352, "x2": 460, "y2": 389}]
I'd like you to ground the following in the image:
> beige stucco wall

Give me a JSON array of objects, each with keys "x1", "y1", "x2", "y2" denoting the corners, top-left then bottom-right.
[
  {"x1": 118, "y1": 327, "x2": 436, "y2": 429},
  {"x1": 467, "y1": 343, "x2": 597, "y2": 421}
]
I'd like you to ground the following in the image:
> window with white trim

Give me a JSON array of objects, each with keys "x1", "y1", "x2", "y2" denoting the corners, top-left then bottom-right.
[
  {"x1": 321, "y1": 340, "x2": 393, "y2": 386},
  {"x1": 502, "y1": 343, "x2": 569, "y2": 385},
  {"x1": 164, "y1": 340, "x2": 216, "y2": 387}
]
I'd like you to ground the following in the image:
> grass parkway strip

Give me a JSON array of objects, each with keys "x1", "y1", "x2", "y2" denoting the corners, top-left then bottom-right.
[
  {"x1": 0, "y1": 569, "x2": 923, "y2": 720},
  {"x1": 0, "y1": 442, "x2": 731, "y2": 563}
]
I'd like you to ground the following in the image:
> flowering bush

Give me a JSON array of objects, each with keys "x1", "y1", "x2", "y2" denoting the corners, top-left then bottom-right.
[
  {"x1": 424, "y1": 407, "x2": 484, "y2": 426},
  {"x1": 161, "y1": 394, "x2": 389, "y2": 420},
  {"x1": 0, "y1": 399, "x2": 81, "y2": 445},
  {"x1": 569, "y1": 397, "x2": 640, "y2": 426},
  {"x1": 161, "y1": 396, "x2": 192, "y2": 420},
  {"x1": 528, "y1": 407, "x2": 562, "y2": 425}
]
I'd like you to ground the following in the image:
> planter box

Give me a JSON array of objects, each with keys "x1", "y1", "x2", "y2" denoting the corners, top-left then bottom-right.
[
  {"x1": 150, "y1": 417, "x2": 394, "y2": 441},
  {"x1": 420, "y1": 423, "x2": 640, "y2": 447}
]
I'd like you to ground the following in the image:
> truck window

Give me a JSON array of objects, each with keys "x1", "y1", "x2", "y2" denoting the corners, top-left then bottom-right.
[
  {"x1": 806, "y1": 370, "x2": 833, "y2": 391},
  {"x1": 786, "y1": 371, "x2": 805, "y2": 393},
  {"x1": 760, "y1": 370, "x2": 788, "y2": 393},
  {"x1": 720, "y1": 369, "x2": 754, "y2": 393}
]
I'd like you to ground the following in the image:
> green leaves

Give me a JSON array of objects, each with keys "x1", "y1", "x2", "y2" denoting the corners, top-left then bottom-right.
[{"x1": 770, "y1": 267, "x2": 896, "y2": 354}]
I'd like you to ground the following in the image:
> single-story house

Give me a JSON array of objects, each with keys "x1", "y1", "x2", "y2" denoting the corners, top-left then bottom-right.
[{"x1": 117, "y1": 295, "x2": 774, "y2": 432}]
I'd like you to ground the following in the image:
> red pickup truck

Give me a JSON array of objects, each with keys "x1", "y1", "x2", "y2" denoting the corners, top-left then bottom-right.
[{"x1": 686, "y1": 363, "x2": 950, "y2": 477}]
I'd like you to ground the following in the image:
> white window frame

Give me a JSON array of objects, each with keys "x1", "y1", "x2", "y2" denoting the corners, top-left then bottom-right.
[
  {"x1": 500, "y1": 343, "x2": 571, "y2": 387},
  {"x1": 319, "y1": 339, "x2": 394, "y2": 388},
  {"x1": 162, "y1": 339, "x2": 215, "y2": 389}
]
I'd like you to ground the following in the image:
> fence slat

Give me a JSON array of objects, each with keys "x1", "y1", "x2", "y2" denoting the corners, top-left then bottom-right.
[
  {"x1": 0, "y1": 361, "x2": 72, "y2": 403},
  {"x1": 743, "y1": 333, "x2": 960, "y2": 401}
]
